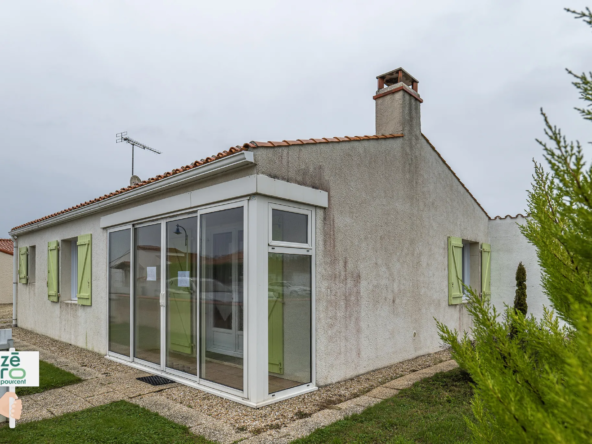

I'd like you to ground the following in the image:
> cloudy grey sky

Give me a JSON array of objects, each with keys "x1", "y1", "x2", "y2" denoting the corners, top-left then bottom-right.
[{"x1": 1, "y1": 0, "x2": 590, "y2": 236}]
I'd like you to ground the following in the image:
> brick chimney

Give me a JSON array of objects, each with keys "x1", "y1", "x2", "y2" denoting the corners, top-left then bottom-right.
[{"x1": 374, "y1": 68, "x2": 422, "y2": 136}]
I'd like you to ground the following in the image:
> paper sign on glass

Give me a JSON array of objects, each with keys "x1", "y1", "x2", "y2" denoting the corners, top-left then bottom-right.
[
  {"x1": 178, "y1": 271, "x2": 190, "y2": 287},
  {"x1": 147, "y1": 267, "x2": 157, "y2": 281}
]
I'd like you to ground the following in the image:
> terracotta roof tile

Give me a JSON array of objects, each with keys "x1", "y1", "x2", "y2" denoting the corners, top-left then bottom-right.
[
  {"x1": 11, "y1": 134, "x2": 404, "y2": 232},
  {"x1": 11, "y1": 145, "x2": 250, "y2": 231},
  {"x1": 0, "y1": 239, "x2": 13, "y2": 255},
  {"x1": 247, "y1": 134, "x2": 403, "y2": 148},
  {"x1": 492, "y1": 213, "x2": 528, "y2": 220}
]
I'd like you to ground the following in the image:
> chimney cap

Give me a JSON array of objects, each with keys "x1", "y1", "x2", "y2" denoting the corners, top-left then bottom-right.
[{"x1": 376, "y1": 67, "x2": 418, "y2": 87}]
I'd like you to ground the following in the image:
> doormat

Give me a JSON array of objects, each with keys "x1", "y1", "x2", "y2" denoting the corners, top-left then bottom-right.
[{"x1": 136, "y1": 375, "x2": 175, "y2": 386}]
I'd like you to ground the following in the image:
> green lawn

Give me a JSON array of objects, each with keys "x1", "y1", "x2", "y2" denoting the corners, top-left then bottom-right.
[
  {"x1": 293, "y1": 368, "x2": 474, "y2": 444},
  {"x1": 0, "y1": 400, "x2": 213, "y2": 443},
  {"x1": 17, "y1": 360, "x2": 82, "y2": 396}
]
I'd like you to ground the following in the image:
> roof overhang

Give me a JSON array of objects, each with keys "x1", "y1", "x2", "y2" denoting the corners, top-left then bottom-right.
[{"x1": 10, "y1": 151, "x2": 255, "y2": 236}]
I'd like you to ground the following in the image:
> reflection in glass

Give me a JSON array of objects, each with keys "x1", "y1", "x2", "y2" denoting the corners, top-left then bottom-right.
[
  {"x1": 134, "y1": 224, "x2": 161, "y2": 365},
  {"x1": 272, "y1": 210, "x2": 308, "y2": 244},
  {"x1": 166, "y1": 217, "x2": 197, "y2": 375},
  {"x1": 200, "y1": 207, "x2": 244, "y2": 390},
  {"x1": 109, "y1": 229, "x2": 131, "y2": 356},
  {"x1": 268, "y1": 253, "x2": 311, "y2": 393}
]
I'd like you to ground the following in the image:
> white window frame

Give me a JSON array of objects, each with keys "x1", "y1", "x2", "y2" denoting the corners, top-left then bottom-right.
[
  {"x1": 196, "y1": 199, "x2": 249, "y2": 399},
  {"x1": 268, "y1": 203, "x2": 313, "y2": 249},
  {"x1": 106, "y1": 225, "x2": 133, "y2": 362},
  {"x1": 262, "y1": 198, "x2": 316, "y2": 404},
  {"x1": 163, "y1": 213, "x2": 199, "y2": 382}
]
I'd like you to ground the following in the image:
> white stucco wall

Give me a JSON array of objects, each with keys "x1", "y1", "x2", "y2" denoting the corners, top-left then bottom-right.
[
  {"x1": 253, "y1": 135, "x2": 490, "y2": 386},
  {"x1": 0, "y1": 252, "x2": 13, "y2": 304},
  {"x1": 14, "y1": 136, "x2": 497, "y2": 389},
  {"x1": 489, "y1": 216, "x2": 548, "y2": 320},
  {"x1": 15, "y1": 215, "x2": 108, "y2": 353}
]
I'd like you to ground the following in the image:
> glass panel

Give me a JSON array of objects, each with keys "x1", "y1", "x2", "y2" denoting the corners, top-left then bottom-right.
[
  {"x1": 199, "y1": 207, "x2": 244, "y2": 390},
  {"x1": 268, "y1": 253, "x2": 311, "y2": 394},
  {"x1": 272, "y1": 209, "x2": 308, "y2": 244},
  {"x1": 134, "y1": 224, "x2": 161, "y2": 365},
  {"x1": 166, "y1": 217, "x2": 198, "y2": 375},
  {"x1": 109, "y1": 230, "x2": 131, "y2": 356},
  {"x1": 71, "y1": 241, "x2": 78, "y2": 301}
]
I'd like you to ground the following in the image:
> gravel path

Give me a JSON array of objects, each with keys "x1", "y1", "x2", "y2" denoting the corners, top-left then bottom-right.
[
  {"x1": 12, "y1": 324, "x2": 451, "y2": 436},
  {"x1": 159, "y1": 349, "x2": 451, "y2": 434},
  {"x1": 13, "y1": 327, "x2": 137, "y2": 378},
  {"x1": 0, "y1": 304, "x2": 12, "y2": 328}
]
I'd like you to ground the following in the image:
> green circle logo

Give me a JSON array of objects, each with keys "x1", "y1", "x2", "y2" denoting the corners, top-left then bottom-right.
[{"x1": 9, "y1": 368, "x2": 25, "y2": 379}]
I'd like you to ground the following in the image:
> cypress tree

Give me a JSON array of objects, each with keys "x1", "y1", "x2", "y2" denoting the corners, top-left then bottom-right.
[
  {"x1": 436, "y1": 8, "x2": 592, "y2": 442},
  {"x1": 513, "y1": 262, "x2": 527, "y2": 316}
]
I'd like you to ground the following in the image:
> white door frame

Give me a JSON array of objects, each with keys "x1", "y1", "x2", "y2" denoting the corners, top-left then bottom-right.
[{"x1": 197, "y1": 199, "x2": 248, "y2": 399}]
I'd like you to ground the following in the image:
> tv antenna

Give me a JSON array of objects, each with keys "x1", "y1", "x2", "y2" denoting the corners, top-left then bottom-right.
[{"x1": 116, "y1": 132, "x2": 161, "y2": 178}]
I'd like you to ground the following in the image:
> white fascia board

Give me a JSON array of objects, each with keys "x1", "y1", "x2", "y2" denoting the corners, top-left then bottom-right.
[
  {"x1": 100, "y1": 176, "x2": 257, "y2": 228},
  {"x1": 256, "y1": 175, "x2": 328, "y2": 208},
  {"x1": 100, "y1": 175, "x2": 328, "y2": 229},
  {"x1": 100, "y1": 192, "x2": 193, "y2": 228},
  {"x1": 10, "y1": 151, "x2": 255, "y2": 236}
]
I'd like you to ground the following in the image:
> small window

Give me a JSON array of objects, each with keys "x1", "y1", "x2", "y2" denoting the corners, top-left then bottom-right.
[
  {"x1": 28, "y1": 246, "x2": 36, "y2": 284},
  {"x1": 71, "y1": 241, "x2": 78, "y2": 301},
  {"x1": 61, "y1": 238, "x2": 79, "y2": 301},
  {"x1": 271, "y1": 209, "x2": 308, "y2": 244},
  {"x1": 462, "y1": 240, "x2": 480, "y2": 299}
]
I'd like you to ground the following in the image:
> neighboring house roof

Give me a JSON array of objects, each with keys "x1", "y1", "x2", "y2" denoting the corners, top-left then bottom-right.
[
  {"x1": 11, "y1": 132, "x2": 490, "y2": 230},
  {"x1": 0, "y1": 239, "x2": 13, "y2": 255},
  {"x1": 491, "y1": 213, "x2": 528, "y2": 220}
]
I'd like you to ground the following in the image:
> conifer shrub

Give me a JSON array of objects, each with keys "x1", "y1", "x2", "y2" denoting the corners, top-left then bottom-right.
[
  {"x1": 437, "y1": 8, "x2": 592, "y2": 443},
  {"x1": 513, "y1": 262, "x2": 527, "y2": 317}
]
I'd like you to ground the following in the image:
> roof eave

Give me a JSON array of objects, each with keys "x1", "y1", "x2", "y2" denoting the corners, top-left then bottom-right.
[{"x1": 10, "y1": 151, "x2": 255, "y2": 236}]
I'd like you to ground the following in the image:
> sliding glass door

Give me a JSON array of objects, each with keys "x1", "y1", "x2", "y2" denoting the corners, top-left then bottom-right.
[
  {"x1": 199, "y1": 204, "x2": 245, "y2": 393},
  {"x1": 134, "y1": 223, "x2": 162, "y2": 366},
  {"x1": 106, "y1": 197, "x2": 317, "y2": 404},
  {"x1": 166, "y1": 216, "x2": 198, "y2": 376},
  {"x1": 108, "y1": 229, "x2": 131, "y2": 358},
  {"x1": 108, "y1": 206, "x2": 246, "y2": 393}
]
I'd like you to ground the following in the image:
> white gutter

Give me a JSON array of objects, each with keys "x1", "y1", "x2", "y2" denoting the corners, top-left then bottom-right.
[
  {"x1": 10, "y1": 151, "x2": 255, "y2": 236},
  {"x1": 11, "y1": 235, "x2": 17, "y2": 327}
]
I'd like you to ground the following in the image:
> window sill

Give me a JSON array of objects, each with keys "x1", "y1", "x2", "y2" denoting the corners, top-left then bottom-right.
[{"x1": 62, "y1": 300, "x2": 79, "y2": 305}]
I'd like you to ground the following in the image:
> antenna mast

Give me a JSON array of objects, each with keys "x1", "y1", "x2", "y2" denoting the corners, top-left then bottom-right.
[{"x1": 116, "y1": 132, "x2": 161, "y2": 176}]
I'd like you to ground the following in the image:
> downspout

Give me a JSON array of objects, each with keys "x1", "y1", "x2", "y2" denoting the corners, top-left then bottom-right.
[{"x1": 11, "y1": 235, "x2": 17, "y2": 327}]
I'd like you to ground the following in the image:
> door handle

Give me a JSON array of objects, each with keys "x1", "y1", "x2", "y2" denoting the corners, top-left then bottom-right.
[{"x1": 160, "y1": 292, "x2": 166, "y2": 307}]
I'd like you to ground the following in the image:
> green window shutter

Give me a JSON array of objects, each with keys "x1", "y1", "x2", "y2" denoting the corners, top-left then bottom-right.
[
  {"x1": 482, "y1": 243, "x2": 491, "y2": 302},
  {"x1": 47, "y1": 241, "x2": 59, "y2": 302},
  {"x1": 77, "y1": 234, "x2": 92, "y2": 306},
  {"x1": 448, "y1": 236, "x2": 463, "y2": 305},
  {"x1": 18, "y1": 247, "x2": 28, "y2": 284}
]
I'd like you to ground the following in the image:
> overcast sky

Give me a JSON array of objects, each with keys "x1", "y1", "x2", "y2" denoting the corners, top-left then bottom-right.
[{"x1": 1, "y1": 0, "x2": 590, "y2": 236}]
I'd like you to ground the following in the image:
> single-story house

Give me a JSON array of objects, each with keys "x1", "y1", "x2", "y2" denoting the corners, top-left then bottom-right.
[
  {"x1": 9, "y1": 68, "x2": 547, "y2": 407},
  {"x1": 0, "y1": 239, "x2": 14, "y2": 304}
]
